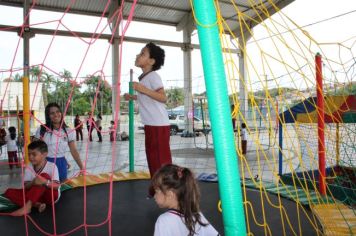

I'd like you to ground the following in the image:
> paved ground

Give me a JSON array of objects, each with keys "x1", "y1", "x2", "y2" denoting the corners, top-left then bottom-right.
[
  {"x1": 0, "y1": 130, "x2": 217, "y2": 192},
  {"x1": 0, "y1": 128, "x2": 294, "y2": 193}
]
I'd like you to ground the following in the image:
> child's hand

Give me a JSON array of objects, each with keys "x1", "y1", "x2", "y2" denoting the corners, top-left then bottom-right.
[
  {"x1": 33, "y1": 176, "x2": 47, "y2": 186},
  {"x1": 124, "y1": 93, "x2": 131, "y2": 101},
  {"x1": 78, "y1": 169, "x2": 86, "y2": 177},
  {"x1": 132, "y1": 82, "x2": 145, "y2": 93}
]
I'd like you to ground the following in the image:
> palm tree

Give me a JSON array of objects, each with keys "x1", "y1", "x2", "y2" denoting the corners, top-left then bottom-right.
[
  {"x1": 57, "y1": 69, "x2": 74, "y2": 112},
  {"x1": 84, "y1": 75, "x2": 112, "y2": 114},
  {"x1": 29, "y1": 66, "x2": 43, "y2": 82},
  {"x1": 30, "y1": 66, "x2": 52, "y2": 106},
  {"x1": 13, "y1": 73, "x2": 22, "y2": 82},
  {"x1": 41, "y1": 72, "x2": 54, "y2": 106}
]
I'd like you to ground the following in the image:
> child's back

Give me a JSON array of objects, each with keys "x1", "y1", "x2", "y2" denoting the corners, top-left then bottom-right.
[
  {"x1": 155, "y1": 209, "x2": 218, "y2": 236},
  {"x1": 5, "y1": 126, "x2": 19, "y2": 169},
  {"x1": 6, "y1": 131, "x2": 17, "y2": 151}
]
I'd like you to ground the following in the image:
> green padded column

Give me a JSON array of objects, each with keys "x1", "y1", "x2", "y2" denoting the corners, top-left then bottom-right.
[
  {"x1": 192, "y1": 1, "x2": 246, "y2": 235},
  {"x1": 129, "y1": 70, "x2": 135, "y2": 172}
]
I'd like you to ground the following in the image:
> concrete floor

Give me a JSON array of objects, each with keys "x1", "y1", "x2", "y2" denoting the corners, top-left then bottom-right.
[{"x1": 0, "y1": 129, "x2": 296, "y2": 193}]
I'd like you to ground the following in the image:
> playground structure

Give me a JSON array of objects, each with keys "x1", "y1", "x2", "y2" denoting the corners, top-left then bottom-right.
[
  {"x1": 0, "y1": 0, "x2": 355, "y2": 235},
  {"x1": 279, "y1": 95, "x2": 356, "y2": 205}
]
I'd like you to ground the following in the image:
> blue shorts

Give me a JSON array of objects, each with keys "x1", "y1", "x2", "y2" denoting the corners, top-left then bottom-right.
[{"x1": 47, "y1": 157, "x2": 67, "y2": 182}]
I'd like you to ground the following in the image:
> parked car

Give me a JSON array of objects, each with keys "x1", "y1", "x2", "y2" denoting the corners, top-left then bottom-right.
[{"x1": 169, "y1": 114, "x2": 210, "y2": 135}]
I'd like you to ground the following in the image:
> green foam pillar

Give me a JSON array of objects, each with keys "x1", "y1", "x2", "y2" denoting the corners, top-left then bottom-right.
[
  {"x1": 192, "y1": 1, "x2": 247, "y2": 235},
  {"x1": 129, "y1": 70, "x2": 135, "y2": 172}
]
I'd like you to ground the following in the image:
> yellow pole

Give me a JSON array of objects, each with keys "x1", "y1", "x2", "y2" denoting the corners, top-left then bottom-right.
[
  {"x1": 23, "y1": 77, "x2": 30, "y2": 164},
  {"x1": 336, "y1": 123, "x2": 340, "y2": 166}
]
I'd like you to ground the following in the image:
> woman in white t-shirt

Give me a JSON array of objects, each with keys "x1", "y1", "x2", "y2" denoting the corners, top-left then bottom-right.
[
  {"x1": 5, "y1": 126, "x2": 19, "y2": 169},
  {"x1": 35, "y1": 103, "x2": 84, "y2": 182},
  {"x1": 151, "y1": 164, "x2": 219, "y2": 236}
]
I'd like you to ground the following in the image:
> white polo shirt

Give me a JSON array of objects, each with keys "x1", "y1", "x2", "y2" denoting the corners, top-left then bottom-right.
[
  {"x1": 154, "y1": 210, "x2": 219, "y2": 236},
  {"x1": 137, "y1": 71, "x2": 169, "y2": 126},
  {"x1": 240, "y1": 128, "x2": 247, "y2": 141},
  {"x1": 24, "y1": 161, "x2": 59, "y2": 183},
  {"x1": 24, "y1": 161, "x2": 60, "y2": 199},
  {"x1": 35, "y1": 127, "x2": 75, "y2": 158},
  {"x1": 5, "y1": 135, "x2": 18, "y2": 152}
]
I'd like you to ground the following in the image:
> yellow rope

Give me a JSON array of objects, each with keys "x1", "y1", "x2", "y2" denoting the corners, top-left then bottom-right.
[{"x1": 211, "y1": 0, "x2": 355, "y2": 235}]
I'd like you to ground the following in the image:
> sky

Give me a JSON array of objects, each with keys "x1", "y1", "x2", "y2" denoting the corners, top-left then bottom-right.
[{"x1": 0, "y1": 0, "x2": 355, "y2": 94}]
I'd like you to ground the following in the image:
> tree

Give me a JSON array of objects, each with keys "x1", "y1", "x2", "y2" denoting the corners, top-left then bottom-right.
[
  {"x1": 72, "y1": 97, "x2": 91, "y2": 115},
  {"x1": 166, "y1": 87, "x2": 184, "y2": 108},
  {"x1": 83, "y1": 75, "x2": 112, "y2": 115},
  {"x1": 47, "y1": 69, "x2": 81, "y2": 115},
  {"x1": 40, "y1": 71, "x2": 55, "y2": 106},
  {"x1": 334, "y1": 82, "x2": 356, "y2": 95},
  {"x1": 13, "y1": 73, "x2": 22, "y2": 82},
  {"x1": 34, "y1": 69, "x2": 114, "y2": 116},
  {"x1": 29, "y1": 66, "x2": 42, "y2": 82}
]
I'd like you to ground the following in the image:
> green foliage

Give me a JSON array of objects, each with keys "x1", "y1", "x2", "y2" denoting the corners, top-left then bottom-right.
[
  {"x1": 13, "y1": 73, "x2": 22, "y2": 82},
  {"x1": 82, "y1": 75, "x2": 112, "y2": 115},
  {"x1": 72, "y1": 97, "x2": 91, "y2": 115},
  {"x1": 17, "y1": 68, "x2": 113, "y2": 116},
  {"x1": 166, "y1": 87, "x2": 184, "y2": 108},
  {"x1": 333, "y1": 82, "x2": 356, "y2": 95},
  {"x1": 253, "y1": 87, "x2": 297, "y2": 98}
]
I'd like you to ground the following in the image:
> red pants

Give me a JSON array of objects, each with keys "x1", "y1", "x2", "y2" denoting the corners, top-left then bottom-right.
[
  {"x1": 4, "y1": 173, "x2": 58, "y2": 207},
  {"x1": 110, "y1": 131, "x2": 115, "y2": 142},
  {"x1": 144, "y1": 125, "x2": 172, "y2": 178},
  {"x1": 241, "y1": 140, "x2": 247, "y2": 155},
  {"x1": 7, "y1": 151, "x2": 18, "y2": 169}
]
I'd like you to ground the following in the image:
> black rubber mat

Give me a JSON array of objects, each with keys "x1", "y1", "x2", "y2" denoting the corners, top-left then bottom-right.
[{"x1": 0, "y1": 180, "x2": 319, "y2": 235}]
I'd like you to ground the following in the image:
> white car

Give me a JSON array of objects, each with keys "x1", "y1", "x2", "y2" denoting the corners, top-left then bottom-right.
[{"x1": 169, "y1": 114, "x2": 211, "y2": 135}]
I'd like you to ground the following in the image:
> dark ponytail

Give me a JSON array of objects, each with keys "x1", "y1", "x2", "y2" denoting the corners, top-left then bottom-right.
[{"x1": 151, "y1": 164, "x2": 208, "y2": 236}]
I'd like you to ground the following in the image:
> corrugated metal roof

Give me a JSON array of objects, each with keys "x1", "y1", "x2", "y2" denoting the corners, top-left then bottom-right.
[{"x1": 0, "y1": 0, "x2": 294, "y2": 33}]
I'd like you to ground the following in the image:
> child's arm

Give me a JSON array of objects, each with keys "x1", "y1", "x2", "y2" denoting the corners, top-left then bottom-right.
[
  {"x1": 42, "y1": 179, "x2": 60, "y2": 190},
  {"x1": 32, "y1": 177, "x2": 60, "y2": 190},
  {"x1": 68, "y1": 141, "x2": 84, "y2": 171},
  {"x1": 133, "y1": 82, "x2": 167, "y2": 103}
]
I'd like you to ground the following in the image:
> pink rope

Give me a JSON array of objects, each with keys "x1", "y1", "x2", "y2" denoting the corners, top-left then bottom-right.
[{"x1": 0, "y1": 0, "x2": 139, "y2": 235}]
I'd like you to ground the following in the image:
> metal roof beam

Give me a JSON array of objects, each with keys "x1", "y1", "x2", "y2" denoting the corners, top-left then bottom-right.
[
  {"x1": 0, "y1": 0, "x2": 108, "y2": 17},
  {"x1": 0, "y1": 1, "x2": 183, "y2": 27},
  {"x1": 126, "y1": 16, "x2": 177, "y2": 27},
  {"x1": 231, "y1": 0, "x2": 294, "y2": 35},
  {"x1": 218, "y1": 0, "x2": 251, "y2": 9},
  {"x1": 176, "y1": 12, "x2": 194, "y2": 32},
  {"x1": 0, "y1": 0, "x2": 189, "y2": 17},
  {"x1": 0, "y1": 23, "x2": 239, "y2": 53},
  {"x1": 125, "y1": 0, "x2": 188, "y2": 13}
]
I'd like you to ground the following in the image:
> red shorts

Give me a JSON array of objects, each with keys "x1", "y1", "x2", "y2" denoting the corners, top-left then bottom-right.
[
  {"x1": 4, "y1": 173, "x2": 59, "y2": 207},
  {"x1": 144, "y1": 125, "x2": 172, "y2": 177},
  {"x1": 241, "y1": 140, "x2": 247, "y2": 154}
]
